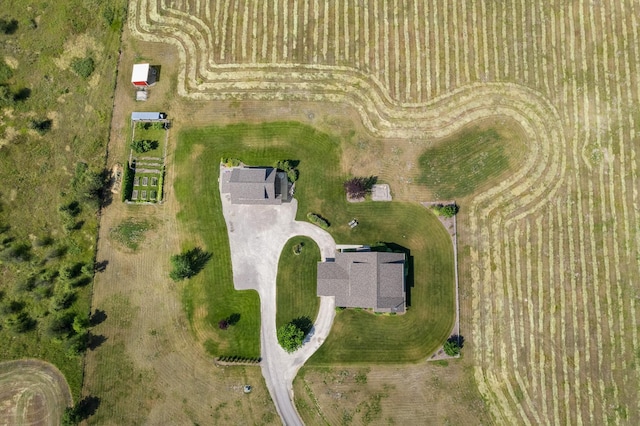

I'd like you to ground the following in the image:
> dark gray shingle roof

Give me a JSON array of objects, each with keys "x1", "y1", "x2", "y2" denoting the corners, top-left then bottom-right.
[
  {"x1": 317, "y1": 251, "x2": 405, "y2": 312},
  {"x1": 227, "y1": 167, "x2": 282, "y2": 205}
]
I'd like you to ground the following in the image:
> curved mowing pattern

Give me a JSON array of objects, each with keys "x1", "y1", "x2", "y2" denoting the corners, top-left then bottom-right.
[
  {"x1": 131, "y1": 1, "x2": 640, "y2": 424},
  {"x1": 0, "y1": 359, "x2": 73, "y2": 426}
]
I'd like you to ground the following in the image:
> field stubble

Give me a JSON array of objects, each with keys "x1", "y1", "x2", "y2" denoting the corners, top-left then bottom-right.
[{"x1": 118, "y1": 0, "x2": 640, "y2": 424}]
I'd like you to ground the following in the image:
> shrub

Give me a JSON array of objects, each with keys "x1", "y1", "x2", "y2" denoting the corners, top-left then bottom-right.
[
  {"x1": 121, "y1": 162, "x2": 135, "y2": 202},
  {"x1": 156, "y1": 167, "x2": 164, "y2": 202},
  {"x1": 443, "y1": 335, "x2": 463, "y2": 356},
  {"x1": 0, "y1": 18, "x2": 18, "y2": 35},
  {"x1": 432, "y1": 203, "x2": 459, "y2": 218},
  {"x1": 221, "y1": 157, "x2": 241, "y2": 167},
  {"x1": 71, "y1": 57, "x2": 95, "y2": 78},
  {"x1": 130, "y1": 139, "x2": 158, "y2": 153},
  {"x1": 307, "y1": 212, "x2": 330, "y2": 229}
]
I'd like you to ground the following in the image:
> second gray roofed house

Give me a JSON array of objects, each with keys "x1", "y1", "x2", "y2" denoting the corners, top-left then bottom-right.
[
  {"x1": 227, "y1": 167, "x2": 289, "y2": 205},
  {"x1": 317, "y1": 251, "x2": 406, "y2": 313}
]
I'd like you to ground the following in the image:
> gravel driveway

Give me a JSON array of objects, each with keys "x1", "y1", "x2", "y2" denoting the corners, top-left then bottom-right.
[{"x1": 221, "y1": 191, "x2": 336, "y2": 426}]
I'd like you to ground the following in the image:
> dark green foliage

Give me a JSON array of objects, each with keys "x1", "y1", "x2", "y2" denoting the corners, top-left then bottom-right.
[
  {"x1": 0, "y1": 242, "x2": 31, "y2": 262},
  {"x1": 130, "y1": 139, "x2": 158, "y2": 153},
  {"x1": 432, "y1": 203, "x2": 459, "y2": 218},
  {"x1": 71, "y1": 162, "x2": 105, "y2": 202},
  {"x1": 5, "y1": 311, "x2": 35, "y2": 333},
  {"x1": 169, "y1": 247, "x2": 212, "y2": 281},
  {"x1": 443, "y1": 335, "x2": 464, "y2": 356},
  {"x1": 71, "y1": 57, "x2": 95, "y2": 78},
  {"x1": 274, "y1": 160, "x2": 299, "y2": 182},
  {"x1": 277, "y1": 322, "x2": 305, "y2": 353},
  {"x1": 343, "y1": 176, "x2": 377, "y2": 199},
  {"x1": 50, "y1": 289, "x2": 76, "y2": 311},
  {"x1": 306, "y1": 212, "x2": 330, "y2": 229},
  {"x1": 60, "y1": 396, "x2": 100, "y2": 425},
  {"x1": 28, "y1": 119, "x2": 52, "y2": 135},
  {"x1": 0, "y1": 18, "x2": 18, "y2": 35},
  {"x1": 121, "y1": 162, "x2": 134, "y2": 202},
  {"x1": 45, "y1": 312, "x2": 75, "y2": 338},
  {"x1": 0, "y1": 85, "x2": 13, "y2": 107}
]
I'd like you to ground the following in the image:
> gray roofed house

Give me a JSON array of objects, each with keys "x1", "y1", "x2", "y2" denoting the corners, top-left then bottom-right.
[
  {"x1": 317, "y1": 251, "x2": 406, "y2": 313},
  {"x1": 224, "y1": 167, "x2": 289, "y2": 205}
]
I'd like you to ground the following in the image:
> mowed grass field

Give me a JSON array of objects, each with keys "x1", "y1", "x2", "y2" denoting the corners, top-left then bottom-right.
[
  {"x1": 119, "y1": 0, "x2": 640, "y2": 422},
  {"x1": 175, "y1": 122, "x2": 455, "y2": 362},
  {"x1": 276, "y1": 236, "x2": 321, "y2": 329},
  {"x1": 0, "y1": 0, "x2": 126, "y2": 400}
]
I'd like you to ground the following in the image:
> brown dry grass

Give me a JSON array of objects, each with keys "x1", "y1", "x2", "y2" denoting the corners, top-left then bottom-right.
[
  {"x1": 82, "y1": 28, "x2": 277, "y2": 425},
  {"x1": 294, "y1": 357, "x2": 491, "y2": 425}
]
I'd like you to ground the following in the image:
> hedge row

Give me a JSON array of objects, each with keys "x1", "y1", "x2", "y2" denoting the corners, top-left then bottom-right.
[
  {"x1": 307, "y1": 212, "x2": 329, "y2": 229},
  {"x1": 121, "y1": 161, "x2": 135, "y2": 202},
  {"x1": 216, "y1": 356, "x2": 261, "y2": 364}
]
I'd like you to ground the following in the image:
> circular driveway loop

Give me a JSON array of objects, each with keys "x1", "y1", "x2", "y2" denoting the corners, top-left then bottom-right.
[{"x1": 221, "y1": 193, "x2": 336, "y2": 426}]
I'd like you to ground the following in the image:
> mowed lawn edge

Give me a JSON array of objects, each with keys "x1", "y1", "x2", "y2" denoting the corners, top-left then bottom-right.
[
  {"x1": 276, "y1": 237, "x2": 321, "y2": 329},
  {"x1": 174, "y1": 122, "x2": 455, "y2": 362}
]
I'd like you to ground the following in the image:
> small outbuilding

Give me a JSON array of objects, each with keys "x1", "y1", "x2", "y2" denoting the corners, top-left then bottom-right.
[
  {"x1": 131, "y1": 63, "x2": 155, "y2": 87},
  {"x1": 131, "y1": 112, "x2": 166, "y2": 122}
]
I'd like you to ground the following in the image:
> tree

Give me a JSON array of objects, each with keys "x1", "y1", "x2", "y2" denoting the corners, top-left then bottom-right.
[
  {"x1": 433, "y1": 203, "x2": 459, "y2": 218},
  {"x1": 443, "y1": 335, "x2": 463, "y2": 356},
  {"x1": 169, "y1": 247, "x2": 212, "y2": 281},
  {"x1": 277, "y1": 322, "x2": 304, "y2": 353},
  {"x1": 343, "y1": 176, "x2": 377, "y2": 200},
  {"x1": 130, "y1": 139, "x2": 158, "y2": 153}
]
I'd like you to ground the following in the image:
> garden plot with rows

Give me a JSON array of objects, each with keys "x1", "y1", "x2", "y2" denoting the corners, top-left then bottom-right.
[
  {"x1": 127, "y1": 1, "x2": 640, "y2": 424},
  {"x1": 123, "y1": 121, "x2": 167, "y2": 203}
]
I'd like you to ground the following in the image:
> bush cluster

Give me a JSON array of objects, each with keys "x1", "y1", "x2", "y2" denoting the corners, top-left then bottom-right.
[
  {"x1": 121, "y1": 162, "x2": 135, "y2": 202},
  {"x1": 216, "y1": 356, "x2": 261, "y2": 364},
  {"x1": 221, "y1": 157, "x2": 241, "y2": 167},
  {"x1": 71, "y1": 57, "x2": 95, "y2": 79},
  {"x1": 432, "y1": 203, "x2": 459, "y2": 218},
  {"x1": 274, "y1": 160, "x2": 299, "y2": 182},
  {"x1": 307, "y1": 212, "x2": 329, "y2": 229}
]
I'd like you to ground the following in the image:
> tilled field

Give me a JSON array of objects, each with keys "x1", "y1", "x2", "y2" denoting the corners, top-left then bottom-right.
[{"x1": 126, "y1": 1, "x2": 640, "y2": 424}]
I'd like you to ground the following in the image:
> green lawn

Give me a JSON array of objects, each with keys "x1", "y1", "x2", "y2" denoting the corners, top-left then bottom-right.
[
  {"x1": 417, "y1": 127, "x2": 519, "y2": 199},
  {"x1": 131, "y1": 123, "x2": 167, "y2": 158},
  {"x1": 175, "y1": 122, "x2": 455, "y2": 362},
  {"x1": 276, "y1": 237, "x2": 321, "y2": 329}
]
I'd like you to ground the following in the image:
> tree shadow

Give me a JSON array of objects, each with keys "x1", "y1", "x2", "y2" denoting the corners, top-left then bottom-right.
[
  {"x1": 150, "y1": 65, "x2": 161, "y2": 83},
  {"x1": 95, "y1": 260, "x2": 108, "y2": 272},
  {"x1": 90, "y1": 309, "x2": 107, "y2": 326},
  {"x1": 76, "y1": 395, "x2": 100, "y2": 419},
  {"x1": 373, "y1": 242, "x2": 413, "y2": 307},
  {"x1": 227, "y1": 313, "x2": 240, "y2": 325},
  {"x1": 0, "y1": 19, "x2": 18, "y2": 35},
  {"x1": 448, "y1": 334, "x2": 465, "y2": 348},
  {"x1": 13, "y1": 87, "x2": 30, "y2": 102},
  {"x1": 292, "y1": 316, "x2": 313, "y2": 335},
  {"x1": 87, "y1": 333, "x2": 107, "y2": 350},
  {"x1": 184, "y1": 247, "x2": 212, "y2": 276}
]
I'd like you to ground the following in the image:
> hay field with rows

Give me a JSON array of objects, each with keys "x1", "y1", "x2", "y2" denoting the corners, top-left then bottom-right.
[{"x1": 128, "y1": 0, "x2": 640, "y2": 423}]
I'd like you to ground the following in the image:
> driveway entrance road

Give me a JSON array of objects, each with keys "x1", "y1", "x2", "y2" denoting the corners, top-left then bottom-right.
[{"x1": 221, "y1": 193, "x2": 336, "y2": 426}]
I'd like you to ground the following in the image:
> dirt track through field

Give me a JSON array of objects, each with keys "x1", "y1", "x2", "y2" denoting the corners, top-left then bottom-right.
[
  {"x1": 126, "y1": 1, "x2": 640, "y2": 424},
  {"x1": 0, "y1": 360, "x2": 72, "y2": 426}
]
